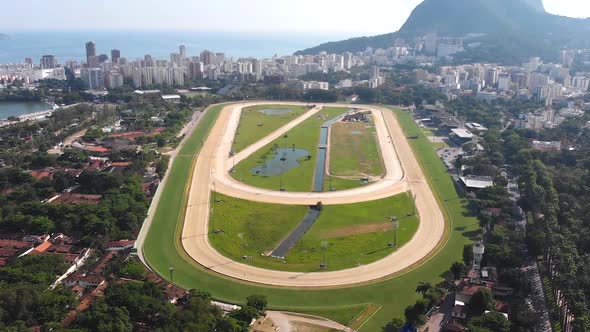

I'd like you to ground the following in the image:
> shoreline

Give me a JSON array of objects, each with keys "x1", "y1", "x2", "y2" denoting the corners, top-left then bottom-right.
[{"x1": 0, "y1": 102, "x2": 58, "y2": 125}]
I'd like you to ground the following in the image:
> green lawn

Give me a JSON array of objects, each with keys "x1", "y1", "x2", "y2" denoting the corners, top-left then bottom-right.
[
  {"x1": 328, "y1": 121, "x2": 384, "y2": 178},
  {"x1": 209, "y1": 192, "x2": 308, "y2": 269},
  {"x1": 233, "y1": 104, "x2": 308, "y2": 153},
  {"x1": 231, "y1": 107, "x2": 350, "y2": 192},
  {"x1": 286, "y1": 193, "x2": 418, "y2": 272},
  {"x1": 142, "y1": 104, "x2": 478, "y2": 331},
  {"x1": 209, "y1": 192, "x2": 417, "y2": 272}
]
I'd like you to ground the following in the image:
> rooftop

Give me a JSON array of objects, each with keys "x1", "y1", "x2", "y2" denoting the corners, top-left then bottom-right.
[
  {"x1": 451, "y1": 128, "x2": 475, "y2": 139},
  {"x1": 460, "y1": 176, "x2": 494, "y2": 189},
  {"x1": 50, "y1": 193, "x2": 103, "y2": 206}
]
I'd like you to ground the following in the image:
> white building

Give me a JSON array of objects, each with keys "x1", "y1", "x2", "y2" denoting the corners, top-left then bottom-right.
[
  {"x1": 498, "y1": 74, "x2": 511, "y2": 91},
  {"x1": 301, "y1": 81, "x2": 329, "y2": 91},
  {"x1": 81, "y1": 68, "x2": 104, "y2": 90},
  {"x1": 105, "y1": 70, "x2": 124, "y2": 89},
  {"x1": 572, "y1": 76, "x2": 590, "y2": 91}
]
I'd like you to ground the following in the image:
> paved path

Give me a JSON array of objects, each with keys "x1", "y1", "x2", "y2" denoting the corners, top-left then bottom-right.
[
  {"x1": 179, "y1": 102, "x2": 446, "y2": 287},
  {"x1": 523, "y1": 257, "x2": 552, "y2": 332}
]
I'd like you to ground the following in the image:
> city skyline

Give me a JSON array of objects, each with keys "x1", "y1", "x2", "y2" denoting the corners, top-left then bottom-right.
[{"x1": 1, "y1": 0, "x2": 589, "y2": 34}]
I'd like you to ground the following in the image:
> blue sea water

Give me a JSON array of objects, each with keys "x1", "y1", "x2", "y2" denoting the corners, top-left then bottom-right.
[{"x1": 0, "y1": 30, "x2": 349, "y2": 64}]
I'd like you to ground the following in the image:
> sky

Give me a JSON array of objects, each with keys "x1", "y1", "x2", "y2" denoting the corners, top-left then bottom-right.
[{"x1": 0, "y1": 0, "x2": 589, "y2": 35}]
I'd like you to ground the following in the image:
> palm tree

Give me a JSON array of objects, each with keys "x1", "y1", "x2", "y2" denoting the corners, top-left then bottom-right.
[{"x1": 415, "y1": 282, "x2": 433, "y2": 296}]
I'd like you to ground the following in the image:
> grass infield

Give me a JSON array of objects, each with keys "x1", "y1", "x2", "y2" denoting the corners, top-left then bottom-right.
[
  {"x1": 142, "y1": 104, "x2": 477, "y2": 331},
  {"x1": 231, "y1": 107, "x2": 351, "y2": 192},
  {"x1": 328, "y1": 120, "x2": 384, "y2": 178},
  {"x1": 233, "y1": 104, "x2": 308, "y2": 153},
  {"x1": 210, "y1": 192, "x2": 418, "y2": 272}
]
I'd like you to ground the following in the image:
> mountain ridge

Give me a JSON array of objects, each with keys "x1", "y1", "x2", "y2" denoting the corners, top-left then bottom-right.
[{"x1": 295, "y1": 0, "x2": 590, "y2": 62}]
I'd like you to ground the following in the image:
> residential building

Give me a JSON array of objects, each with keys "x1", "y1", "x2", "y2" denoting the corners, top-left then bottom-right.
[
  {"x1": 572, "y1": 76, "x2": 590, "y2": 91},
  {"x1": 170, "y1": 53, "x2": 182, "y2": 67},
  {"x1": 85, "y1": 41, "x2": 96, "y2": 65},
  {"x1": 40, "y1": 55, "x2": 57, "y2": 69},
  {"x1": 104, "y1": 70, "x2": 124, "y2": 89},
  {"x1": 80, "y1": 68, "x2": 105, "y2": 90},
  {"x1": 532, "y1": 140, "x2": 562, "y2": 151},
  {"x1": 111, "y1": 49, "x2": 121, "y2": 64},
  {"x1": 179, "y1": 45, "x2": 187, "y2": 59}
]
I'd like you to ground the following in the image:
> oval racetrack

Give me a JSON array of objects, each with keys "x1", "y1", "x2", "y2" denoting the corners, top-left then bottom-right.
[{"x1": 180, "y1": 102, "x2": 446, "y2": 287}]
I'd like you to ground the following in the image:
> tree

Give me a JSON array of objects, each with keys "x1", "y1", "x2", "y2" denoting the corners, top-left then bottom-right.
[
  {"x1": 75, "y1": 301, "x2": 133, "y2": 332},
  {"x1": 404, "y1": 299, "x2": 428, "y2": 327},
  {"x1": 423, "y1": 287, "x2": 445, "y2": 307},
  {"x1": 415, "y1": 282, "x2": 433, "y2": 295},
  {"x1": 246, "y1": 295, "x2": 267, "y2": 312},
  {"x1": 467, "y1": 312, "x2": 510, "y2": 332},
  {"x1": 28, "y1": 216, "x2": 55, "y2": 234},
  {"x1": 467, "y1": 288, "x2": 495, "y2": 317},
  {"x1": 229, "y1": 305, "x2": 259, "y2": 324},
  {"x1": 382, "y1": 318, "x2": 405, "y2": 332},
  {"x1": 450, "y1": 261, "x2": 466, "y2": 280}
]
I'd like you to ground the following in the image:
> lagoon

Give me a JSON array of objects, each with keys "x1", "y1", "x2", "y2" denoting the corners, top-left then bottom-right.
[{"x1": 0, "y1": 102, "x2": 51, "y2": 119}]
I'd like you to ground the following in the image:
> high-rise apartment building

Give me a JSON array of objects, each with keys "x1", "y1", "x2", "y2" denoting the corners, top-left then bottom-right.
[
  {"x1": 40, "y1": 55, "x2": 57, "y2": 69},
  {"x1": 144, "y1": 55, "x2": 155, "y2": 67},
  {"x1": 170, "y1": 53, "x2": 182, "y2": 67},
  {"x1": 252, "y1": 59, "x2": 262, "y2": 80},
  {"x1": 200, "y1": 50, "x2": 214, "y2": 66},
  {"x1": 179, "y1": 45, "x2": 187, "y2": 59},
  {"x1": 81, "y1": 67, "x2": 104, "y2": 90},
  {"x1": 105, "y1": 70, "x2": 124, "y2": 89},
  {"x1": 85, "y1": 41, "x2": 96, "y2": 65},
  {"x1": 111, "y1": 49, "x2": 121, "y2": 64},
  {"x1": 188, "y1": 61, "x2": 204, "y2": 80}
]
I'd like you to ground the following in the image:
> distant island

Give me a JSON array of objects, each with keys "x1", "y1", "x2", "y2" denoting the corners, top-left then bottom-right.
[{"x1": 0, "y1": 33, "x2": 8, "y2": 40}]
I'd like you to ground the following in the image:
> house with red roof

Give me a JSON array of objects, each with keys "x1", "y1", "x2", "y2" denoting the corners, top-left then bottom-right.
[
  {"x1": 50, "y1": 193, "x2": 102, "y2": 205},
  {"x1": 106, "y1": 240, "x2": 135, "y2": 251},
  {"x1": 64, "y1": 273, "x2": 106, "y2": 289}
]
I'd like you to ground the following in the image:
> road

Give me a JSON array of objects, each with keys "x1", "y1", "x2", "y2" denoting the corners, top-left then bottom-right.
[{"x1": 178, "y1": 102, "x2": 446, "y2": 287}]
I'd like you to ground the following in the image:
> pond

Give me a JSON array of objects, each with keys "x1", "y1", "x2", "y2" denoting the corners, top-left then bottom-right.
[
  {"x1": 259, "y1": 108, "x2": 293, "y2": 115},
  {"x1": 251, "y1": 148, "x2": 310, "y2": 176}
]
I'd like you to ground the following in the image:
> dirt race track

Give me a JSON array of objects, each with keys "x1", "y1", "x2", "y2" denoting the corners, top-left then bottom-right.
[{"x1": 181, "y1": 102, "x2": 445, "y2": 287}]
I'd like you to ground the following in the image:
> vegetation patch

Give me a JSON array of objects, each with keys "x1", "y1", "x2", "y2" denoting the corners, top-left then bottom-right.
[
  {"x1": 285, "y1": 193, "x2": 418, "y2": 272},
  {"x1": 210, "y1": 191, "x2": 418, "y2": 272},
  {"x1": 232, "y1": 107, "x2": 350, "y2": 192},
  {"x1": 143, "y1": 105, "x2": 476, "y2": 331},
  {"x1": 209, "y1": 192, "x2": 308, "y2": 267},
  {"x1": 233, "y1": 104, "x2": 308, "y2": 153},
  {"x1": 328, "y1": 121, "x2": 384, "y2": 178}
]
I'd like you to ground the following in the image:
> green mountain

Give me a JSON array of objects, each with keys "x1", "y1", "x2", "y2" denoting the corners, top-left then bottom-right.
[{"x1": 295, "y1": 0, "x2": 590, "y2": 63}]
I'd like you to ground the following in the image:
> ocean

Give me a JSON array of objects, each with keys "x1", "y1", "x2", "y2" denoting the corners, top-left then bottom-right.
[{"x1": 0, "y1": 30, "x2": 350, "y2": 64}]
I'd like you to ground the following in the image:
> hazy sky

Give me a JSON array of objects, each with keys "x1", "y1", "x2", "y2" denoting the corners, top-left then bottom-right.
[{"x1": 1, "y1": 0, "x2": 589, "y2": 35}]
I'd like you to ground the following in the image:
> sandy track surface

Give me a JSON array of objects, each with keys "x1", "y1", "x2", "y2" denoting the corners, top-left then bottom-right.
[{"x1": 180, "y1": 102, "x2": 445, "y2": 287}]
